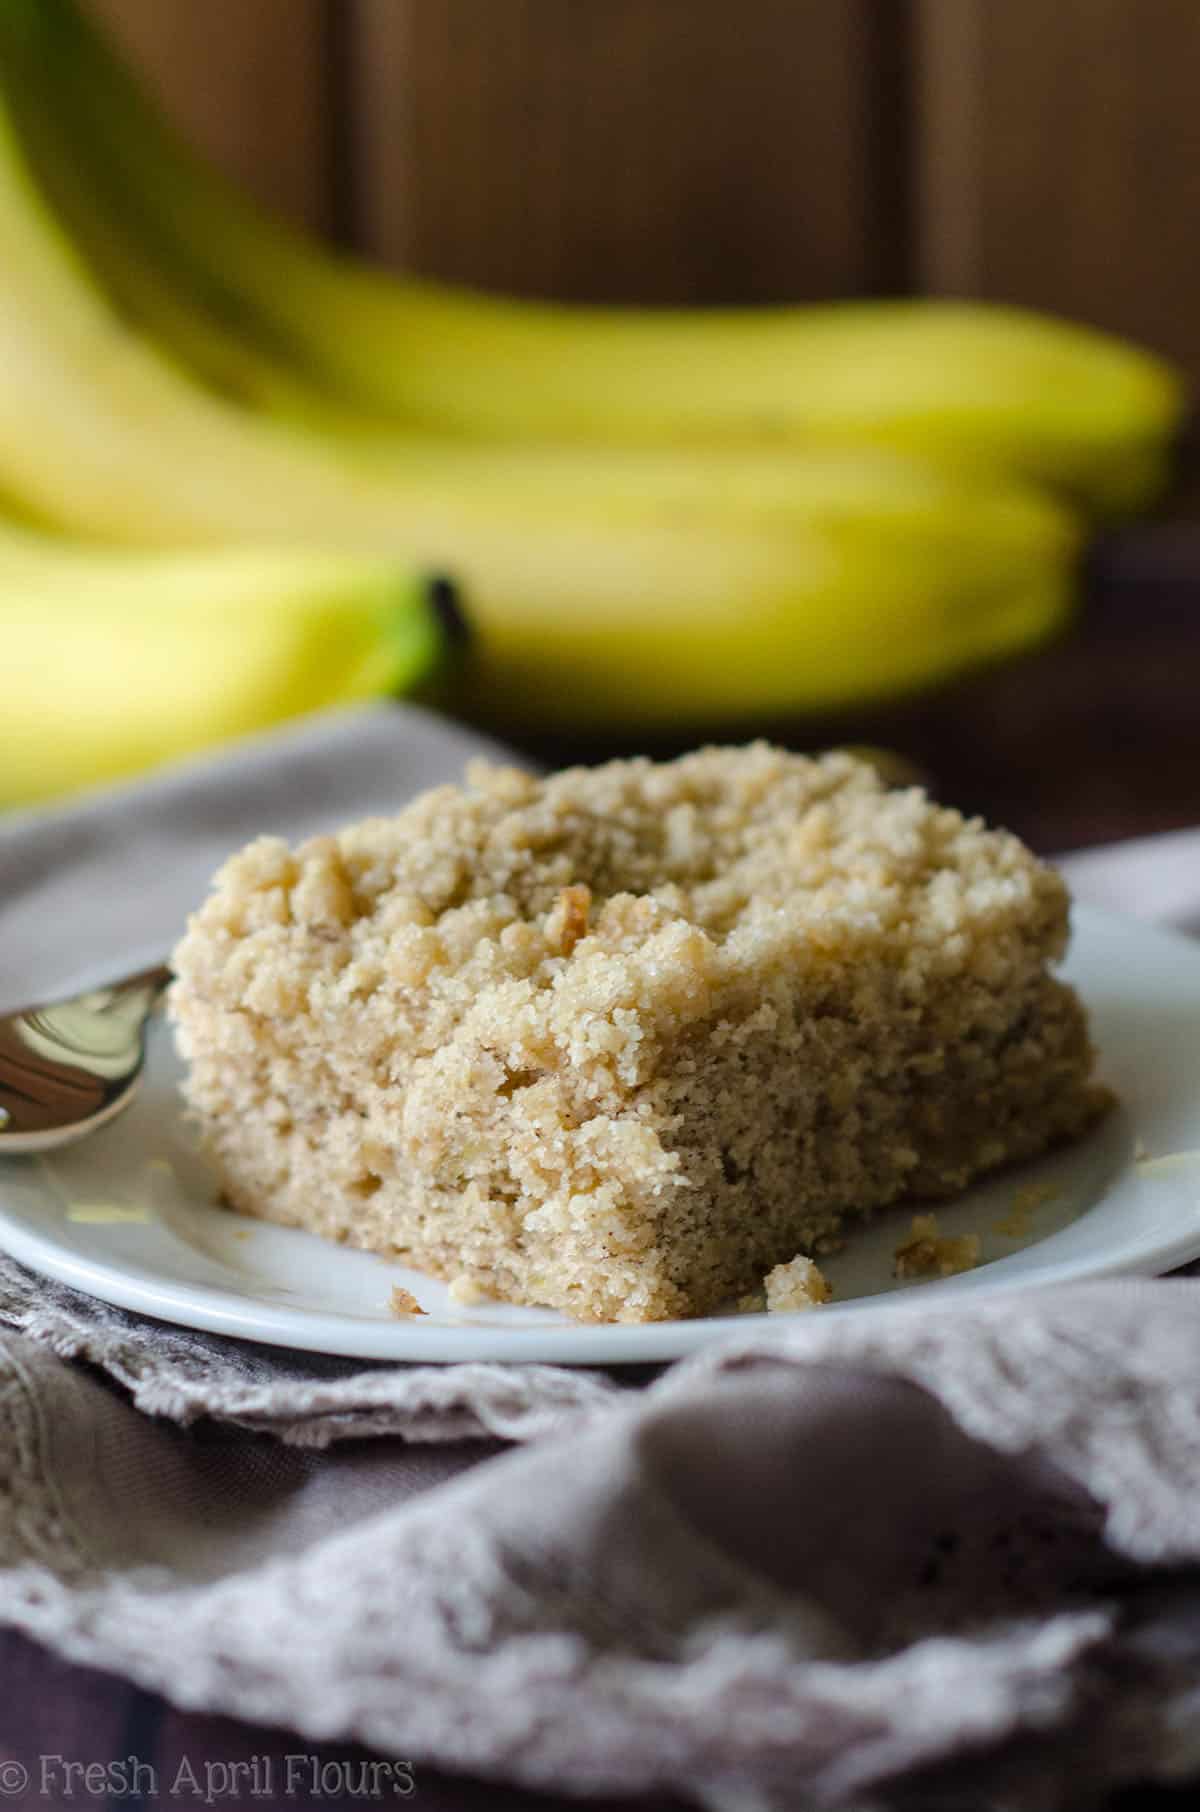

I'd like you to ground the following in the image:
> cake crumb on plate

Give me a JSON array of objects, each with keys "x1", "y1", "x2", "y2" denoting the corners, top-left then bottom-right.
[
  {"x1": 763, "y1": 1254, "x2": 832, "y2": 1312},
  {"x1": 389, "y1": 1285, "x2": 426, "y2": 1317},
  {"x1": 994, "y1": 1180, "x2": 1059, "y2": 1239},
  {"x1": 893, "y1": 1213, "x2": 981, "y2": 1279}
]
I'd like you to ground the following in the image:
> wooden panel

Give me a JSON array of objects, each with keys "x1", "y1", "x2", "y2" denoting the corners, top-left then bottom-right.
[
  {"x1": 84, "y1": 0, "x2": 333, "y2": 229},
  {"x1": 347, "y1": 0, "x2": 905, "y2": 302},
  {"x1": 916, "y1": 0, "x2": 1200, "y2": 379}
]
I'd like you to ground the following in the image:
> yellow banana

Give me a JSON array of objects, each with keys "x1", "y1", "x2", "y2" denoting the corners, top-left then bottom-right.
[
  {"x1": 0, "y1": 525, "x2": 452, "y2": 805},
  {"x1": 22, "y1": 0, "x2": 1184, "y2": 515},
  {"x1": 0, "y1": 48, "x2": 1085, "y2": 733},
  {"x1": 3, "y1": 54, "x2": 398, "y2": 449}
]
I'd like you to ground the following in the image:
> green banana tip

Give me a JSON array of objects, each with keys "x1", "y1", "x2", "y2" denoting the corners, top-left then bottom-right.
[
  {"x1": 404, "y1": 571, "x2": 472, "y2": 704},
  {"x1": 425, "y1": 571, "x2": 470, "y2": 650}
]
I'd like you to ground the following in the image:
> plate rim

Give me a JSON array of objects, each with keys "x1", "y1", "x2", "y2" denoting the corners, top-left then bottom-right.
[{"x1": 3, "y1": 901, "x2": 1200, "y2": 1364}]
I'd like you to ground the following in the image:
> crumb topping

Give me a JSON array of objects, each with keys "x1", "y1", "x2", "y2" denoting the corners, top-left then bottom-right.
[{"x1": 176, "y1": 744, "x2": 1070, "y2": 1110}]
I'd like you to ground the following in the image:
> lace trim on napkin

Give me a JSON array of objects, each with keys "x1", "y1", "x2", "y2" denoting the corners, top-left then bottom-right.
[{"x1": 4, "y1": 1280, "x2": 1200, "y2": 1806}]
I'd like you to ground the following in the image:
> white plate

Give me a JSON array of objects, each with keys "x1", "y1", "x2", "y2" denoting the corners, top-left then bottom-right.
[{"x1": 2, "y1": 904, "x2": 1200, "y2": 1365}]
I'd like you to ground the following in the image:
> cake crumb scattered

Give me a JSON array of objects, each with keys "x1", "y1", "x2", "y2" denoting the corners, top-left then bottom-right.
[
  {"x1": 389, "y1": 1285, "x2": 426, "y2": 1317},
  {"x1": 763, "y1": 1254, "x2": 832, "y2": 1313},
  {"x1": 448, "y1": 1274, "x2": 491, "y2": 1307},
  {"x1": 994, "y1": 1180, "x2": 1058, "y2": 1239},
  {"x1": 1014, "y1": 1180, "x2": 1058, "y2": 1214},
  {"x1": 894, "y1": 1214, "x2": 981, "y2": 1279}
]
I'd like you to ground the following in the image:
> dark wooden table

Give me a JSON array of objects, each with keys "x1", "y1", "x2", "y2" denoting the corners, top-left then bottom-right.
[
  {"x1": 0, "y1": 1627, "x2": 689, "y2": 1811},
  {"x1": 3, "y1": 493, "x2": 1200, "y2": 1812}
]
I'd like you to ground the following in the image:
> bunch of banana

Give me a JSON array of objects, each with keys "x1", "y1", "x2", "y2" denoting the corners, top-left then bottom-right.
[
  {"x1": 22, "y1": 0, "x2": 1183, "y2": 516},
  {"x1": 0, "y1": 0, "x2": 1186, "y2": 803}
]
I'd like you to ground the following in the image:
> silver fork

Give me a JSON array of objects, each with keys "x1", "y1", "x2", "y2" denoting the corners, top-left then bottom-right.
[{"x1": 0, "y1": 965, "x2": 172, "y2": 1155}]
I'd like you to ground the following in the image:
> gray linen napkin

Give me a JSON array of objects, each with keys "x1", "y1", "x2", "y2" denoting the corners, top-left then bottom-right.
[{"x1": 5, "y1": 705, "x2": 1200, "y2": 1810}]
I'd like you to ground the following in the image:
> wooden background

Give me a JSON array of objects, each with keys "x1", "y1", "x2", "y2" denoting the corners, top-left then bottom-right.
[{"x1": 86, "y1": 0, "x2": 1200, "y2": 377}]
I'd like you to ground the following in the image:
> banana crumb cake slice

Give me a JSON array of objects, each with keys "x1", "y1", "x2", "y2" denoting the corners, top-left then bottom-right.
[{"x1": 170, "y1": 745, "x2": 1108, "y2": 1323}]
